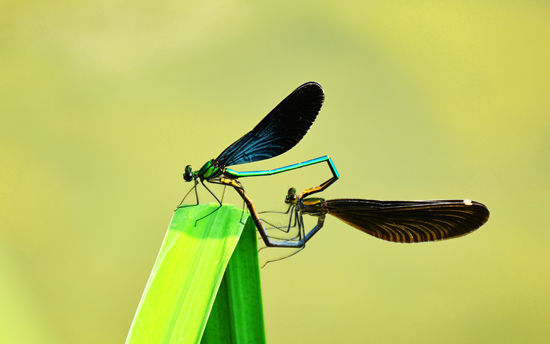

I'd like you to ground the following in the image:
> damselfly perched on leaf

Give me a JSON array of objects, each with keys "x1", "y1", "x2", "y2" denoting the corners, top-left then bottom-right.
[{"x1": 179, "y1": 82, "x2": 339, "y2": 247}]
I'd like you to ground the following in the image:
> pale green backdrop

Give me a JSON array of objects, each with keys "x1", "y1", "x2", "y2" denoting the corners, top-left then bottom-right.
[{"x1": 1, "y1": 1, "x2": 549, "y2": 343}]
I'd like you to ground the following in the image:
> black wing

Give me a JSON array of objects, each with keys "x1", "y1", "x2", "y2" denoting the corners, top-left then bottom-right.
[
  {"x1": 326, "y1": 199, "x2": 489, "y2": 243},
  {"x1": 216, "y1": 82, "x2": 324, "y2": 167}
]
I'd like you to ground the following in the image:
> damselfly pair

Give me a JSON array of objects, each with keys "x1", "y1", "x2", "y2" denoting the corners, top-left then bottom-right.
[{"x1": 178, "y1": 82, "x2": 489, "y2": 255}]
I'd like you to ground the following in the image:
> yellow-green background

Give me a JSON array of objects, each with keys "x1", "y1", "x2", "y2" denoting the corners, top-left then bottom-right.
[{"x1": 1, "y1": 1, "x2": 549, "y2": 343}]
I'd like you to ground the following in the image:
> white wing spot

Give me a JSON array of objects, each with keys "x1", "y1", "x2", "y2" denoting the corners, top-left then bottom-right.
[{"x1": 464, "y1": 199, "x2": 472, "y2": 206}]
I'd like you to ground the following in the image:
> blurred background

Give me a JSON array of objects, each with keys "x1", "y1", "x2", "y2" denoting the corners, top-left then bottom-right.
[{"x1": 1, "y1": 1, "x2": 549, "y2": 343}]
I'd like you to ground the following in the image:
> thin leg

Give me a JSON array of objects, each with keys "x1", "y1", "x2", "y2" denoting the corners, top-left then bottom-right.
[
  {"x1": 260, "y1": 209, "x2": 309, "y2": 268},
  {"x1": 202, "y1": 179, "x2": 222, "y2": 205},
  {"x1": 221, "y1": 185, "x2": 227, "y2": 203},
  {"x1": 262, "y1": 212, "x2": 325, "y2": 248},
  {"x1": 258, "y1": 207, "x2": 297, "y2": 235},
  {"x1": 262, "y1": 207, "x2": 297, "y2": 234},
  {"x1": 260, "y1": 218, "x2": 294, "y2": 232},
  {"x1": 284, "y1": 207, "x2": 298, "y2": 234},
  {"x1": 265, "y1": 209, "x2": 299, "y2": 241},
  {"x1": 217, "y1": 177, "x2": 311, "y2": 248},
  {"x1": 206, "y1": 178, "x2": 249, "y2": 224},
  {"x1": 259, "y1": 204, "x2": 293, "y2": 215},
  {"x1": 177, "y1": 179, "x2": 199, "y2": 209},
  {"x1": 257, "y1": 209, "x2": 301, "y2": 252},
  {"x1": 194, "y1": 179, "x2": 199, "y2": 204},
  {"x1": 194, "y1": 179, "x2": 223, "y2": 223},
  {"x1": 261, "y1": 246, "x2": 306, "y2": 268}
]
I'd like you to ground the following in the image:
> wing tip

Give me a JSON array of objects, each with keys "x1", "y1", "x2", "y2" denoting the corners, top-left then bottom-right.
[
  {"x1": 467, "y1": 200, "x2": 490, "y2": 226},
  {"x1": 296, "y1": 81, "x2": 325, "y2": 100}
]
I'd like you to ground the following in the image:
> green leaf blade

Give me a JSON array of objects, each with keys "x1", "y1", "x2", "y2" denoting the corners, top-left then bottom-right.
[
  {"x1": 201, "y1": 217, "x2": 266, "y2": 344},
  {"x1": 126, "y1": 204, "x2": 248, "y2": 344}
]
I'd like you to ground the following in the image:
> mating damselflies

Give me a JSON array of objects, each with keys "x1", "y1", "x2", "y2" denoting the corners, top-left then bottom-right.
[{"x1": 179, "y1": 82, "x2": 339, "y2": 246}]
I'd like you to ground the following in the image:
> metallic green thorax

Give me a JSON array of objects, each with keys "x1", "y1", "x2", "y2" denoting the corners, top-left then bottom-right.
[
  {"x1": 300, "y1": 198, "x2": 328, "y2": 216},
  {"x1": 196, "y1": 159, "x2": 224, "y2": 180}
]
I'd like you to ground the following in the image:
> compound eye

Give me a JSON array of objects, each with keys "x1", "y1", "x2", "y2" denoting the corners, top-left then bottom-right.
[
  {"x1": 183, "y1": 165, "x2": 193, "y2": 182},
  {"x1": 285, "y1": 192, "x2": 298, "y2": 204}
]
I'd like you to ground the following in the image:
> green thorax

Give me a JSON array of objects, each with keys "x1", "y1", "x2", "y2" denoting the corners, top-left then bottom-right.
[
  {"x1": 197, "y1": 159, "x2": 224, "y2": 180},
  {"x1": 300, "y1": 197, "x2": 328, "y2": 216}
]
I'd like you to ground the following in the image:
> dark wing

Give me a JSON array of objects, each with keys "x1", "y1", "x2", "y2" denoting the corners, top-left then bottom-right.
[
  {"x1": 326, "y1": 199, "x2": 489, "y2": 243},
  {"x1": 216, "y1": 82, "x2": 324, "y2": 167}
]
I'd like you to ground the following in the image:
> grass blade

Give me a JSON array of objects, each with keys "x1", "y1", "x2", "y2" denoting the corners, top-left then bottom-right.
[
  {"x1": 126, "y1": 204, "x2": 248, "y2": 344},
  {"x1": 201, "y1": 217, "x2": 266, "y2": 343}
]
